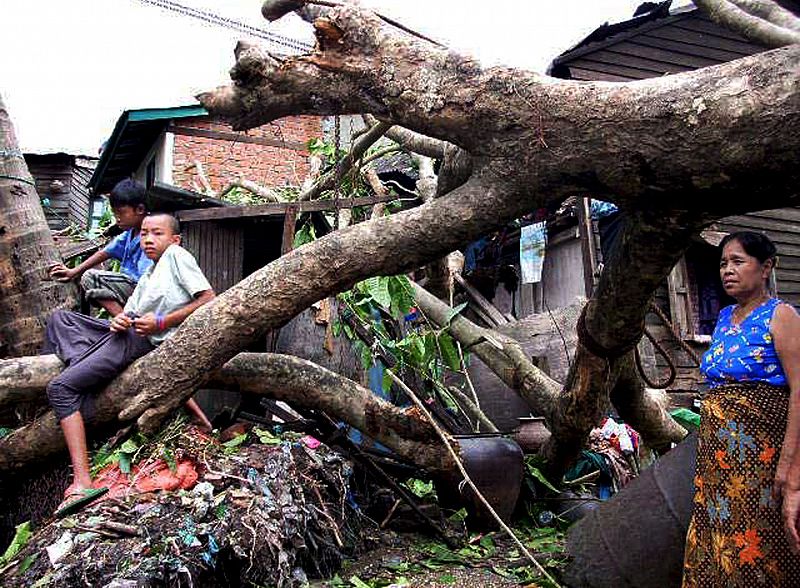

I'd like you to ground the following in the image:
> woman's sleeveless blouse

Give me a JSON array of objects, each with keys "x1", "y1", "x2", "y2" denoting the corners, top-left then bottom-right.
[{"x1": 700, "y1": 297, "x2": 787, "y2": 388}]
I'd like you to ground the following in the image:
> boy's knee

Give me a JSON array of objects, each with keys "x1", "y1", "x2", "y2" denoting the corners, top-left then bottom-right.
[
  {"x1": 46, "y1": 379, "x2": 81, "y2": 421},
  {"x1": 80, "y1": 269, "x2": 99, "y2": 291}
]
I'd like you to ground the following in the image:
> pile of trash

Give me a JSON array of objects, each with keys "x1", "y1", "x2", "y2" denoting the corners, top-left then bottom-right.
[{"x1": 0, "y1": 421, "x2": 367, "y2": 587}]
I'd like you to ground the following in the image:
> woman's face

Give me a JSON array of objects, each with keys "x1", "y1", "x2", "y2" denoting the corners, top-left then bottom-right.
[{"x1": 720, "y1": 239, "x2": 772, "y2": 300}]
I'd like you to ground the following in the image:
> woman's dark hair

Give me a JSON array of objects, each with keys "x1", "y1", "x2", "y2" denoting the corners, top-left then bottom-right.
[
  {"x1": 108, "y1": 178, "x2": 147, "y2": 209},
  {"x1": 720, "y1": 231, "x2": 777, "y2": 264}
]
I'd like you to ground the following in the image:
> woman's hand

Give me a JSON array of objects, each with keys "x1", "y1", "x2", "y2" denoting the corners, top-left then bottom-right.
[
  {"x1": 109, "y1": 313, "x2": 133, "y2": 333},
  {"x1": 783, "y1": 486, "x2": 800, "y2": 554}
]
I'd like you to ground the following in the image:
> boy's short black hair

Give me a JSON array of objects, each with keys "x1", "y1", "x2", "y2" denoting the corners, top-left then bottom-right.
[
  {"x1": 147, "y1": 212, "x2": 180, "y2": 235},
  {"x1": 108, "y1": 178, "x2": 147, "y2": 209}
]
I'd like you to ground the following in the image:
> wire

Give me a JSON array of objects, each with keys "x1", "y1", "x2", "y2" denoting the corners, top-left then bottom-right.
[{"x1": 133, "y1": 0, "x2": 313, "y2": 53}]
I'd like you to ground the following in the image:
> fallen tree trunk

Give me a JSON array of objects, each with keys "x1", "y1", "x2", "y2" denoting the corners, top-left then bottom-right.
[{"x1": 0, "y1": 353, "x2": 451, "y2": 472}]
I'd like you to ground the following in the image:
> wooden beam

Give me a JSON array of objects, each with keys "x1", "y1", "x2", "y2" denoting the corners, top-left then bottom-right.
[
  {"x1": 175, "y1": 194, "x2": 403, "y2": 222},
  {"x1": 453, "y1": 273, "x2": 509, "y2": 327},
  {"x1": 168, "y1": 124, "x2": 308, "y2": 152}
]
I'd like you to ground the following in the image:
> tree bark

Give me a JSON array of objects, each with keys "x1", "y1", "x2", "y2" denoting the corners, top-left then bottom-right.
[
  {"x1": 0, "y1": 353, "x2": 451, "y2": 472},
  {"x1": 694, "y1": 0, "x2": 800, "y2": 47},
  {"x1": 0, "y1": 96, "x2": 77, "y2": 357}
]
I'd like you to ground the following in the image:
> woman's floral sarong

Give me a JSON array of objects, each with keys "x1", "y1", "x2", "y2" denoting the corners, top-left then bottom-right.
[{"x1": 683, "y1": 382, "x2": 800, "y2": 586}]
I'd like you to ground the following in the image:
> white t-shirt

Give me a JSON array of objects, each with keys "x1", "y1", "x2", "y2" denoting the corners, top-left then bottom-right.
[{"x1": 124, "y1": 244, "x2": 212, "y2": 345}]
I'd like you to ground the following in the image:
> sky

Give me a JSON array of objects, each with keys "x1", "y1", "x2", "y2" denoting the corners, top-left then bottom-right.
[{"x1": 1, "y1": 0, "x2": 662, "y2": 155}]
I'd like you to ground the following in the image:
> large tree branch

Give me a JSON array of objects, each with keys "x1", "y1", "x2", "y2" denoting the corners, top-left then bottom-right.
[
  {"x1": 200, "y1": 2, "x2": 800, "y2": 215},
  {"x1": 730, "y1": 0, "x2": 800, "y2": 32},
  {"x1": 695, "y1": 0, "x2": 800, "y2": 47},
  {"x1": 411, "y1": 281, "x2": 561, "y2": 422},
  {"x1": 118, "y1": 173, "x2": 558, "y2": 434},
  {"x1": 0, "y1": 353, "x2": 451, "y2": 472}
]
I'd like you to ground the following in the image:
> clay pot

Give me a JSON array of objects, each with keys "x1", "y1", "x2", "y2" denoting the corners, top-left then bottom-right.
[
  {"x1": 514, "y1": 417, "x2": 550, "y2": 454},
  {"x1": 435, "y1": 434, "x2": 524, "y2": 529}
]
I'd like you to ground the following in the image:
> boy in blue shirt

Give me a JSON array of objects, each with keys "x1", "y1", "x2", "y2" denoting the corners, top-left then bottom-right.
[{"x1": 50, "y1": 179, "x2": 152, "y2": 315}]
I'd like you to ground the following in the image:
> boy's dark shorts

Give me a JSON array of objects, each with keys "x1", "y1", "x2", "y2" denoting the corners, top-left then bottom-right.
[
  {"x1": 80, "y1": 269, "x2": 137, "y2": 306},
  {"x1": 43, "y1": 310, "x2": 153, "y2": 421}
]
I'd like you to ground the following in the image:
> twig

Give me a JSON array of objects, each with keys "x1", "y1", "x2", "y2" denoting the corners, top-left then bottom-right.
[
  {"x1": 380, "y1": 498, "x2": 402, "y2": 528},
  {"x1": 385, "y1": 370, "x2": 562, "y2": 588},
  {"x1": 311, "y1": 485, "x2": 344, "y2": 548}
]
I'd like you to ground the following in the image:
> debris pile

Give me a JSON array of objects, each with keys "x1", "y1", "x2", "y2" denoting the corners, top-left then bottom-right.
[{"x1": 1, "y1": 422, "x2": 367, "y2": 587}]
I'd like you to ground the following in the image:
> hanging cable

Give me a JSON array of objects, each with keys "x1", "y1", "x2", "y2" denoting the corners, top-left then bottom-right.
[{"x1": 133, "y1": 0, "x2": 312, "y2": 53}]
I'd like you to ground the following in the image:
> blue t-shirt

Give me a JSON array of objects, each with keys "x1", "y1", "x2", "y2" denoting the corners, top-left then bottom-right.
[
  {"x1": 701, "y1": 297, "x2": 787, "y2": 388},
  {"x1": 103, "y1": 229, "x2": 153, "y2": 282}
]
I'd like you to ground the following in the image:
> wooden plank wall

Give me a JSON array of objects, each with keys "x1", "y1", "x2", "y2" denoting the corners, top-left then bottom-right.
[
  {"x1": 713, "y1": 209, "x2": 800, "y2": 308},
  {"x1": 69, "y1": 158, "x2": 95, "y2": 229},
  {"x1": 181, "y1": 220, "x2": 244, "y2": 294},
  {"x1": 563, "y1": 12, "x2": 762, "y2": 82},
  {"x1": 24, "y1": 156, "x2": 73, "y2": 231}
]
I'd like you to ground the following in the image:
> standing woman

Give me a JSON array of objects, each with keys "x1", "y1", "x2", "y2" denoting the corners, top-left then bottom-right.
[{"x1": 683, "y1": 231, "x2": 800, "y2": 586}]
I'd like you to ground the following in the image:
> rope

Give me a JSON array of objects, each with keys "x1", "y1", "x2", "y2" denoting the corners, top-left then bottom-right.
[
  {"x1": 576, "y1": 304, "x2": 641, "y2": 360},
  {"x1": 0, "y1": 174, "x2": 35, "y2": 187},
  {"x1": 634, "y1": 302, "x2": 702, "y2": 389},
  {"x1": 333, "y1": 115, "x2": 341, "y2": 230},
  {"x1": 635, "y1": 329, "x2": 676, "y2": 389}
]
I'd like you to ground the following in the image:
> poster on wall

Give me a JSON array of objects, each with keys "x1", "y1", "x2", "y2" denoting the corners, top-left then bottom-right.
[{"x1": 520, "y1": 221, "x2": 546, "y2": 284}]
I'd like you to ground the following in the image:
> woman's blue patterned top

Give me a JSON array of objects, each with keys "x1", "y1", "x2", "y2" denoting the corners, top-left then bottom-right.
[{"x1": 701, "y1": 297, "x2": 787, "y2": 388}]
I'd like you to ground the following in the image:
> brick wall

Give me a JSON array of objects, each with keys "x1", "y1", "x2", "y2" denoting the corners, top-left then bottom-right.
[{"x1": 171, "y1": 116, "x2": 322, "y2": 193}]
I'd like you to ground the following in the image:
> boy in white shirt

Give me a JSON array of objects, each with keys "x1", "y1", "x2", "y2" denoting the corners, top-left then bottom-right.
[{"x1": 44, "y1": 213, "x2": 215, "y2": 516}]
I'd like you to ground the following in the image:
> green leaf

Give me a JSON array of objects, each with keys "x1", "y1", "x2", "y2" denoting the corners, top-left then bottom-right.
[
  {"x1": 118, "y1": 452, "x2": 132, "y2": 474},
  {"x1": 403, "y1": 478, "x2": 435, "y2": 499},
  {"x1": 162, "y1": 448, "x2": 177, "y2": 472},
  {"x1": 332, "y1": 320, "x2": 342, "y2": 337},
  {"x1": 222, "y1": 432, "x2": 248, "y2": 454},
  {"x1": 445, "y1": 302, "x2": 468, "y2": 324},
  {"x1": 447, "y1": 508, "x2": 468, "y2": 523},
  {"x1": 19, "y1": 553, "x2": 36, "y2": 573},
  {"x1": 349, "y1": 576, "x2": 372, "y2": 588},
  {"x1": 525, "y1": 457, "x2": 559, "y2": 493},
  {"x1": 253, "y1": 427, "x2": 282, "y2": 445},
  {"x1": 438, "y1": 574, "x2": 456, "y2": 584},
  {"x1": 293, "y1": 221, "x2": 317, "y2": 248},
  {"x1": 438, "y1": 333, "x2": 461, "y2": 371},
  {"x1": 119, "y1": 438, "x2": 139, "y2": 454},
  {"x1": 0, "y1": 521, "x2": 31, "y2": 565},
  {"x1": 362, "y1": 276, "x2": 392, "y2": 310}
]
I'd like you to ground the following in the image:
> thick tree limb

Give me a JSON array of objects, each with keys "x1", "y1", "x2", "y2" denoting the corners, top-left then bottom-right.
[
  {"x1": 123, "y1": 172, "x2": 564, "y2": 435},
  {"x1": 0, "y1": 353, "x2": 451, "y2": 472},
  {"x1": 542, "y1": 209, "x2": 706, "y2": 467},
  {"x1": 695, "y1": 0, "x2": 800, "y2": 47},
  {"x1": 219, "y1": 178, "x2": 280, "y2": 202},
  {"x1": 730, "y1": 0, "x2": 800, "y2": 32},
  {"x1": 199, "y1": 2, "x2": 800, "y2": 214},
  {"x1": 362, "y1": 114, "x2": 447, "y2": 159}
]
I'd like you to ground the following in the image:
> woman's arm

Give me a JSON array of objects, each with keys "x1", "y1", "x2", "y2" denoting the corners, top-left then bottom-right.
[{"x1": 772, "y1": 303, "x2": 800, "y2": 552}]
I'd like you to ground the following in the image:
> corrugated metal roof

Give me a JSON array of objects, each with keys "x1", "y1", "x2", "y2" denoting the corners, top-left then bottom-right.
[{"x1": 88, "y1": 105, "x2": 208, "y2": 194}]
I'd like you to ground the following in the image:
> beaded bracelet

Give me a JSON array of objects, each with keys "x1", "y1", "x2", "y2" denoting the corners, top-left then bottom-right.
[{"x1": 155, "y1": 313, "x2": 166, "y2": 332}]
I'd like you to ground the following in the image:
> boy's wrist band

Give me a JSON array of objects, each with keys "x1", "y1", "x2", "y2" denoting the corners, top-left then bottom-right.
[{"x1": 155, "y1": 314, "x2": 166, "y2": 331}]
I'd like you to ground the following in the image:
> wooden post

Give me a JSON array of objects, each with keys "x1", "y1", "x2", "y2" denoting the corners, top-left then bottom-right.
[
  {"x1": 576, "y1": 196, "x2": 597, "y2": 298},
  {"x1": 281, "y1": 205, "x2": 299, "y2": 255}
]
